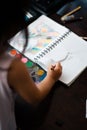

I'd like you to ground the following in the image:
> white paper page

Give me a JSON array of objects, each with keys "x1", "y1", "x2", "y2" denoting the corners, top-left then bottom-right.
[
  {"x1": 35, "y1": 42, "x2": 69, "y2": 62},
  {"x1": 10, "y1": 15, "x2": 69, "y2": 62},
  {"x1": 59, "y1": 54, "x2": 86, "y2": 86},
  {"x1": 29, "y1": 15, "x2": 69, "y2": 36},
  {"x1": 37, "y1": 51, "x2": 86, "y2": 86},
  {"x1": 36, "y1": 30, "x2": 87, "y2": 85},
  {"x1": 60, "y1": 31, "x2": 87, "y2": 65},
  {"x1": 36, "y1": 44, "x2": 69, "y2": 71}
]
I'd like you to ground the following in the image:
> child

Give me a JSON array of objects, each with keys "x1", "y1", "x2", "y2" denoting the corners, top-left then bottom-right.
[{"x1": 0, "y1": 0, "x2": 62, "y2": 130}]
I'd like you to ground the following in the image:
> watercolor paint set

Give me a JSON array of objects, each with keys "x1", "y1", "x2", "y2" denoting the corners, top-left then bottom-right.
[{"x1": 8, "y1": 46, "x2": 46, "y2": 83}]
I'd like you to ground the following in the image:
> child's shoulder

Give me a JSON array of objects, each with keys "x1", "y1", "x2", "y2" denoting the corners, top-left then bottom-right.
[{"x1": 8, "y1": 57, "x2": 29, "y2": 86}]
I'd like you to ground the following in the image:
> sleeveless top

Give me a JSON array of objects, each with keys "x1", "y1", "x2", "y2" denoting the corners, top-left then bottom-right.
[{"x1": 0, "y1": 53, "x2": 17, "y2": 130}]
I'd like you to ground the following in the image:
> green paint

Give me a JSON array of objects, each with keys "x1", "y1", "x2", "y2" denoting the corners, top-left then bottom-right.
[{"x1": 26, "y1": 61, "x2": 33, "y2": 67}]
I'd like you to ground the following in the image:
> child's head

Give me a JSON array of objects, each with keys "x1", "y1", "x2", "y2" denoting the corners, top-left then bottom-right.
[{"x1": 0, "y1": 0, "x2": 30, "y2": 54}]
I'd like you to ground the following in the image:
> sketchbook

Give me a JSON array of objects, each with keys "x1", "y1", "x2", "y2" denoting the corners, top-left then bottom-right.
[{"x1": 10, "y1": 15, "x2": 87, "y2": 86}]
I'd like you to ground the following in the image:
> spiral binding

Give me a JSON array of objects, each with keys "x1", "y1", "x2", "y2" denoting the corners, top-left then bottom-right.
[{"x1": 34, "y1": 30, "x2": 71, "y2": 62}]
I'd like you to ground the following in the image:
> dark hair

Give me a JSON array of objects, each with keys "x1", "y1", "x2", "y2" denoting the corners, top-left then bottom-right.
[{"x1": 0, "y1": 0, "x2": 31, "y2": 54}]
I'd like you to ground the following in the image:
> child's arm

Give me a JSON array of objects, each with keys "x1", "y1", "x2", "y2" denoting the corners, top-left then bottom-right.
[
  {"x1": 8, "y1": 58, "x2": 62, "y2": 104},
  {"x1": 37, "y1": 63, "x2": 62, "y2": 101}
]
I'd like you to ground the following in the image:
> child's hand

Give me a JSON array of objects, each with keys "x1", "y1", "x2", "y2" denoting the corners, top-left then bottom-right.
[{"x1": 47, "y1": 62, "x2": 62, "y2": 82}]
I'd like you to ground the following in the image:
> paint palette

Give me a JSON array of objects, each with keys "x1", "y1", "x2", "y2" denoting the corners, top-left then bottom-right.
[{"x1": 8, "y1": 46, "x2": 46, "y2": 83}]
